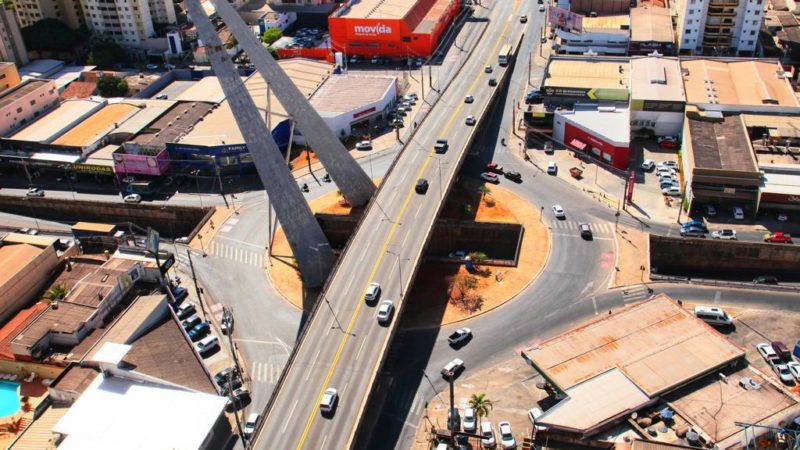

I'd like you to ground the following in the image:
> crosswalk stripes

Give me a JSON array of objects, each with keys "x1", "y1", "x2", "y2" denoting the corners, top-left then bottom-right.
[
  {"x1": 250, "y1": 361, "x2": 280, "y2": 384},
  {"x1": 622, "y1": 285, "x2": 651, "y2": 303},
  {"x1": 207, "y1": 241, "x2": 263, "y2": 267},
  {"x1": 548, "y1": 220, "x2": 613, "y2": 234}
]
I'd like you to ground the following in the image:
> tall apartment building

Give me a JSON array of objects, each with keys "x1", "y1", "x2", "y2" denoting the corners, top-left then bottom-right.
[
  {"x1": 81, "y1": 0, "x2": 176, "y2": 47},
  {"x1": 0, "y1": 3, "x2": 29, "y2": 65},
  {"x1": 12, "y1": 0, "x2": 84, "y2": 29},
  {"x1": 0, "y1": 62, "x2": 22, "y2": 93},
  {"x1": 673, "y1": 0, "x2": 764, "y2": 55}
]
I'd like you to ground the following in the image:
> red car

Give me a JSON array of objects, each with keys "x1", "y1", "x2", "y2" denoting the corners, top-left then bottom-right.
[
  {"x1": 657, "y1": 136, "x2": 679, "y2": 149},
  {"x1": 764, "y1": 232, "x2": 793, "y2": 244},
  {"x1": 484, "y1": 162, "x2": 504, "y2": 174}
]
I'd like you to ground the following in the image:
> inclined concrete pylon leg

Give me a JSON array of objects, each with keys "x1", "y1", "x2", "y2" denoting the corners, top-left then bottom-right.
[
  {"x1": 185, "y1": 0, "x2": 334, "y2": 288},
  {"x1": 210, "y1": 0, "x2": 376, "y2": 207}
]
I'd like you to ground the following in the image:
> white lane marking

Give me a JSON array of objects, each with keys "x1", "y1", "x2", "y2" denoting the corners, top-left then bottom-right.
[
  {"x1": 283, "y1": 399, "x2": 299, "y2": 433},
  {"x1": 275, "y1": 336, "x2": 291, "y2": 354},
  {"x1": 221, "y1": 225, "x2": 232, "y2": 233},
  {"x1": 320, "y1": 435, "x2": 328, "y2": 450},
  {"x1": 714, "y1": 290, "x2": 721, "y2": 304},
  {"x1": 227, "y1": 218, "x2": 240, "y2": 225},
  {"x1": 410, "y1": 393, "x2": 420, "y2": 416},
  {"x1": 213, "y1": 234, "x2": 266, "y2": 248},
  {"x1": 355, "y1": 337, "x2": 367, "y2": 362},
  {"x1": 592, "y1": 296, "x2": 598, "y2": 315},
  {"x1": 326, "y1": 317, "x2": 335, "y2": 337},
  {"x1": 551, "y1": 233, "x2": 613, "y2": 241},
  {"x1": 305, "y1": 349, "x2": 321, "y2": 381}
]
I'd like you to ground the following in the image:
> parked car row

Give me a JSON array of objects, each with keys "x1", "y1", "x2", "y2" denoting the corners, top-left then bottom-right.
[
  {"x1": 287, "y1": 28, "x2": 323, "y2": 49},
  {"x1": 756, "y1": 342, "x2": 800, "y2": 385}
]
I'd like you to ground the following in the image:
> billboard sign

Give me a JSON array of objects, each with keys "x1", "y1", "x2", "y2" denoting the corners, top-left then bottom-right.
[
  {"x1": 146, "y1": 228, "x2": 160, "y2": 255},
  {"x1": 548, "y1": 7, "x2": 583, "y2": 33},
  {"x1": 114, "y1": 149, "x2": 171, "y2": 176},
  {"x1": 543, "y1": 85, "x2": 629, "y2": 101}
]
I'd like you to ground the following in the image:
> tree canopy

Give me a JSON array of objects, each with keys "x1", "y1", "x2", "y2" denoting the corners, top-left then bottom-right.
[
  {"x1": 21, "y1": 19, "x2": 88, "y2": 53},
  {"x1": 97, "y1": 75, "x2": 129, "y2": 97},
  {"x1": 262, "y1": 28, "x2": 282, "y2": 45},
  {"x1": 87, "y1": 38, "x2": 131, "y2": 68}
]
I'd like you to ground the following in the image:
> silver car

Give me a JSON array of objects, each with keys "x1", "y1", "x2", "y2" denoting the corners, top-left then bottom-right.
[
  {"x1": 364, "y1": 282, "x2": 381, "y2": 302},
  {"x1": 377, "y1": 300, "x2": 394, "y2": 323}
]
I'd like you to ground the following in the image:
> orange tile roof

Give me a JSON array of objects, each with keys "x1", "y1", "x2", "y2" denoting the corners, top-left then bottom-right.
[
  {"x1": 0, "y1": 302, "x2": 48, "y2": 360},
  {"x1": 60, "y1": 81, "x2": 97, "y2": 100}
]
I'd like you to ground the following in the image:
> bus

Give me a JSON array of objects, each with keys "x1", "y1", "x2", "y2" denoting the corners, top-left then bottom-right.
[{"x1": 498, "y1": 44, "x2": 513, "y2": 66}]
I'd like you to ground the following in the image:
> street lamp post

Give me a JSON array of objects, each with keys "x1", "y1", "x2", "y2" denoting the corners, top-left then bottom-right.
[
  {"x1": 197, "y1": 233, "x2": 207, "y2": 257},
  {"x1": 193, "y1": 169, "x2": 205, "y2": 210},
  {"x1": 386, "y1": 250, "x2": 406, "y2": 298}
]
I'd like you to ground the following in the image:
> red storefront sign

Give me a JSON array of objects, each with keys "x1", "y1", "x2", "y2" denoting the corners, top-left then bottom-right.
[{"x1": 353, "y1": 106, "x2": 377, "y2": 119}]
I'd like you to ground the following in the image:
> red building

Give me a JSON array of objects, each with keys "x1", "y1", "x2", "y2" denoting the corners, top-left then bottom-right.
[
  {"x1": 553, "y1": 105, "x2": 631, "y2": 170},
  {"x1": 328, "y1": 0, "x2": 461, "y2": 58}
]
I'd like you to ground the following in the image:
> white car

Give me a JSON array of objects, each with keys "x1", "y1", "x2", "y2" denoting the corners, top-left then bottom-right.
[
  {"x1": 498, "y1": 421, "x2": 516, "y2": 449},
  {"x1": 365, "y1": 282, "x2": 381, "y2": 302},
  {"x1": 463, "y1": 407, "x2": 477, "y2": 432},
  {"x1": 641, "y1": 159, "x2": 655, "y2": 171},
  {"x1": 773, "y1": 363, "x2": 795, "y2": 384},
  {"x1": 547, "y1": 161, "x2": 557, "y2": 174},
  {"x1": 552, "y1": 205, "x2": 565, "y2": 219},
  {"x1": 175, "y1": 236, "x2": 191, "y2": 244},
  {"x1": 484, "y1": 65, "x2": 493, "y2": 73},
  {"x1": 465, "y1": 95, "x2": 474, "y2": 103},
  {"x1": 481, "y1": 421, "x2": 497, "y2": 448},
  {"x1": 355, "y1": 140, "x2": 372, "y2": 150},
  {"x1": 733, "y1": 206, "x2": 745, "y2": 220},
  {"x1": 320, "y1": 387, "x2": 338, "y2": 413},
  {"x1": 711, "y1": 229, "x2": 737, "y2": 240},
  {"x1": 662, "y1": 186, "x2": 681, "y2": 196},
  {"x1": 787, "y1": 361, "x2": 800, "y2": 382},
  {"x1": 539, "y1": 4, "x2": 545, "y2": 11},
  {"x1": 123, "y1": 193, "x2": 141, "y2": 203},
  {"x1": 26, "y1": 187, "x2": 44, "y2": 197},
  {"x1": 659, "y1": 160, "x2": 679, "y2": 170},
  {"x1": 243, "y1": 412, "x2": 260, "y2": 438},
  {"x1": 376, "y1": 299, "x2": 394, "y2": 323},
  {"x1": 465, "y1": 115, "x2": 476, "y2": 126},
  {"x1": 441, "y1": 358, "x2": 465, "y2": 378},
  {"x1": 481, "y1": 172, "x2": 499, "y2": 183},
  {"x1": 756, "y1": 342, "x2": 781, "y2": 365}
]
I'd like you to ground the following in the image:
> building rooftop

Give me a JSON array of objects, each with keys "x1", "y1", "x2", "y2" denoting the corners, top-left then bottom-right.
[
  {"x1": 18, "y1": 59, "x2": 64, "y2": 78},
  {"x1": 167, "y1": 77, "x2": 228, "y2": 103},
  {"x1": 131, "y1": 102, "x2": 216, "y2": 150},
  {"x1": 522, "y1": 295, "x2": 745, "y2": 397},
  {"x1": 685, "y1": 111, "x2": 759, "y2": 172},
  {"x1": 545, "y1": 57, "x2": 630, "y2": 92},
  {"x1": 46, "y1": 65, "x2": 96, "y2": 91},
  {"x1": 337, "y1": 0, "x2": 414, "y2": 20},
  {"x1": 66, "y1": 265, "x2": 129, "y2": 308},
  {"x1": 8, "y1": 405, "x2": 71, "y2": 450},
  {"x1": 0, "y1": 243, "x2": 44, "y2": 287},
  {"x1": 8, "y1": 98, "x2": 105, "y2": 143},
  {"x1": 182, "y1": 59, "x2": 332, "y2": 147},
  {"x1": 630, "y1": 7, "x2": 673, "y2": 42},
  {"x1": 60, "y1": 81, "x2": 97, "y2": 100},
  {"x1": 667, "y1": 366, "x2": 797, "y2": 444},
  {"x1": 0, "y1": 79, "x2": 52, "y2": 110},
  {"x1": 580, "y1": 14, "x2": 629, "y2": 33},
  {"x1": 560, "y1": 105, "x2": 631, "y2": 145},
  {"x1": 52, "y1": 103, "x2": 140, "y2": 148},
  {"x1": 51, "y1": 372, "x2": 227, "y2": 450},
  {"x1": 0, "y1": 302, "x2": 48, "y2": 360},
  {"x1": 80, "y1": 294, "x2": 216, "y2": 394},
  {"x1": 12, "y1": 302, "x2": 97, "y2": 349},
  {"x1": 237, "y1": 0, "x2": 280, "y2": 24},
  {"x1": 681, "y1": 59, "x2": 799, "y2": 107},
  {"x1": 761, "y1": 169, "x2": 800, "y2": 195},
  {"x1": 536, "y1": 368, "x2": 651, "y2": 434},
  {"x1": 51, "y1": 365, "x2": 98, "y2": 395},
  {"x1": 630, "y1": 56, "x2": 685, "y2": 102},
  {"x1": 309, "y1": 74, "x2": 395, "y2": 115},
  {"x1": 108, "y1": 99, "x2": 176, "y2": 139},
  {"x1": 1, "y1": 232, "x2": 60, "y2": 248},
  {"x1": 84, "y1": 145, "x2": 118, "y2": 167},
  {"x1": 414, "y1": 0, "x2": 454, "y2": 34}
]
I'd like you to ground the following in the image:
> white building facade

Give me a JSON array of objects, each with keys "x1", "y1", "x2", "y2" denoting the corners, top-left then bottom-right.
[
  {"x1": 81, "y1": 0, "x2": 176, "y2": 47},
  {"x1": 673, "y1": 0, "x2": 763, "y2": 55}
]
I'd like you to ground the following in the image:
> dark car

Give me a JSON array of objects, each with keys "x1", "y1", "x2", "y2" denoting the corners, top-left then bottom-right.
[
  {"x1": 488, "y1": 78, "x2": 497, "y2": 87},
  {"x1": 170, "y1": 286, "x2": 188, "y2": 303},
  {"x1": 525, "y1": 90, "x2": 544, "y2": 104},
  {"x1": 504, "y1": 171, "x2": 522, "y2": 182},
  {"x1": 415, "y1": 178, "x2": 429, "y2": 194},
  {"x1": 772, "y1": 341, "x2": 791, "y2": 361},
  {"x1": 753, "y1": 275, "x2": 779, "y2": 285},
  {"x1": 219, "y1": 376, "x2": 243, "y2": 396},
  {"x1": 580, "y1": 223, "x2": 592, "y2": 239},
  {"x1": 214, "y1": 367, "x2": 240, "y2": 386},
  {"x1": 188, "y1": 322, "x2": 211, "y2": 341}
]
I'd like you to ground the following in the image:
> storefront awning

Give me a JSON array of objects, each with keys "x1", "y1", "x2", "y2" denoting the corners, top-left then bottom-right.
[{"x1": 569, "y1": 138, "x2": 587, "y2": 151}]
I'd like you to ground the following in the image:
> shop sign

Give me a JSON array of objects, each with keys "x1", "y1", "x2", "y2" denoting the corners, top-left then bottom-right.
[
  {"x1": 71, "y1": 163, "x2": 114, "y2": 174},
  {"x1": 353, "y1": 107, "x2": 377, "y2": 119},
  {"x1": 354, "y1": 23, "x2": 394, "y2": 36}
]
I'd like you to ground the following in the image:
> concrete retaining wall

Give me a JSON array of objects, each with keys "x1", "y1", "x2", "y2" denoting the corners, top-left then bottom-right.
[
  {"x1": 0, "y1": 196, "x2": 208, "y2": 238},
  {"x1": 316, "y1": 213, "x2": 523, "y2": 264},
  {"x1": 650, "y1": 235, "x2": 800, "y2": 276}
]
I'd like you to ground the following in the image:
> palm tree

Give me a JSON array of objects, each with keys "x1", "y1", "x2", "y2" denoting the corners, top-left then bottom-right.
[
  {"x1": 45, "y1": 283, "x2": 68, "y2": 302},
  {"x1": 469, "y1": 393, "x2": 494, "y2": 448},
  {"x1": 477, "y1": 184, "x2": 491, "y2": 202}
]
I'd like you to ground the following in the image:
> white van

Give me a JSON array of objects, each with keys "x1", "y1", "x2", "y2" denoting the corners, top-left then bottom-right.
[
  {"x1": 243, "y1": 412, "x2": 260, "y2": 438},
  {"x1": 694, "y1": 306, "x2": 733, "y2": 326}
]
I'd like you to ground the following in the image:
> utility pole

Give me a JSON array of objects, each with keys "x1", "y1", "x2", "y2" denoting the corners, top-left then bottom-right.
[
  {"x1": 186, "y1": 249, "x2": 208, "y2": 319},
  {"x1": 528, "y1": 51, "x2": 533, "y2": 87},
  {"x1": 215, "y1": 165, "x2": 229, "y2": 208},
  {"x1": 428, "y1": 64, "x2": 433, "y2": 92},
  {"x1": 447, "y1": 375, "x2": 459, "y2": 432}
]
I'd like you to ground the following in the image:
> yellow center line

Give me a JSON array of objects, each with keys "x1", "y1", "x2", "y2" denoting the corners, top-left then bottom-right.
[{"x1": 294, "y1": 5, "x2": 521, "y2": 449}]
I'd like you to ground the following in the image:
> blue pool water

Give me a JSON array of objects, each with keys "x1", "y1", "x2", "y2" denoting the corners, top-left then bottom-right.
[{"x1": 0, "y1": 381, "x2": 20, "y2": 417}]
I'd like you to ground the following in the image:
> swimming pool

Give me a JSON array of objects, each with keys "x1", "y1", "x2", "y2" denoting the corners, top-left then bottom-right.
[{"x1": 0, "y1": 381, "x2": 20, "y2": 418}]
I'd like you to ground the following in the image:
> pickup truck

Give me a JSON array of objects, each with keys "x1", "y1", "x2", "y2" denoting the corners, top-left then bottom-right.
[{"x1": 448, "y1": 328, "x2": 472, "y2": 345}]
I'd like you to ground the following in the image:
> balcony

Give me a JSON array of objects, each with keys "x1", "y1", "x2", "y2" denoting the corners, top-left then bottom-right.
[
  {"x1": 709, "y1": 0, "x2": 739, "y2": 6},
  {"x1": 707, "y1": 7, "x2": 737, "y2": 15}
]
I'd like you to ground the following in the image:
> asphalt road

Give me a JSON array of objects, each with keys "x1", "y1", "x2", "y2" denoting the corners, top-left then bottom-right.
[{"x1": 254, "y1": 2, "x2": 528, "y2": 449}]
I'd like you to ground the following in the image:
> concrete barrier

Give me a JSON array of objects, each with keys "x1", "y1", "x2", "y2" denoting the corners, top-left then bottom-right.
[
  {"x1": 0, "y1": 196, "x2": 208, "y2": 238},
  {"x1": 650, "y1": 235, "x2": 800, "y2": 277},
  {"x1": 315, "y1": 213, "x2": 523, "y2": 265}
]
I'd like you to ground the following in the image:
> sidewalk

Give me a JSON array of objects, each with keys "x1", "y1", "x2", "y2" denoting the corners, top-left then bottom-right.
[{"x1": 188, "y1": 205, "x2": 239, "y2": 254}]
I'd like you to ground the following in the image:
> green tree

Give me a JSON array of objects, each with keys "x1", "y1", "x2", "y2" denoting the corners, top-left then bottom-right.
[
  {"x1": 262, "y1": 27, "x2": 283, "y2": 45},
  {"x1": 477, "y1": 184, "x2": 491, "y2": 202},
  {"x1": 469, "y1": 393, "x2": 494, "y2": 441},
  {"x1": 97, "y1": 75, "x2": 128, "y2": 97},
  {"x1": 87, "y1": 37, "x2": 130, "y2": 68},
  {"x1": 224, "y1": 35, "x2": 238, "y2": 50},
  {"x1": 268, "y1": 46, "x2": 279, "y2": 59},
  {"x1": 45, "y1": 283, "x2": 68, "y2": 302},
  {"x1": 468, "y1": 251, "x2": 487, "y2": 266},
  {"x1": 21, "y1": 19, "x2": 88, "y2": 53}
]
